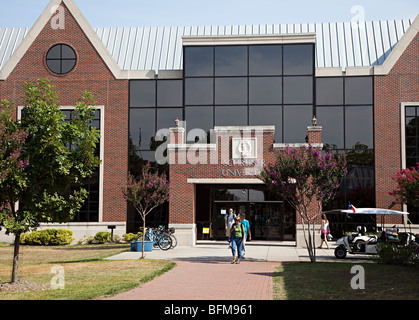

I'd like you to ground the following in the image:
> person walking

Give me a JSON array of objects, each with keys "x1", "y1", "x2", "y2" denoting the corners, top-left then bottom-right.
[
  {"x1": 240, "y1": 213, "x2": 251, "y2": 258},
  {"x1": 230, "y1": 216, "x2": 245, "y2": 264},
  {"x1": 318, "y1": 214, "x2": 330, "y2": 249},
  {"x1": 225, "y1": 208, "x2": 235, "y2": 248}
]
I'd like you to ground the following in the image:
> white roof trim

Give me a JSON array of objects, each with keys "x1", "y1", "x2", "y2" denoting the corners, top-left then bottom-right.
[
  {"x1": 182, "y1": 33, "x2": 316, "y2": 46},
  {"x1": 374, "y1": 14, "x2": 419, "y2": 75}
]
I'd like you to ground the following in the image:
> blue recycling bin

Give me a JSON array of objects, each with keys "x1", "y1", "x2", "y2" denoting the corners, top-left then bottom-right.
[{"x1": 130, "y1": 241, "x2": 153, "y2": 252}]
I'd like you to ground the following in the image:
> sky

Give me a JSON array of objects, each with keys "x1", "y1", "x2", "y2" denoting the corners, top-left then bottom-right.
[{"x1": 0, "y1": 0, "x2": 418, "y2": 28}]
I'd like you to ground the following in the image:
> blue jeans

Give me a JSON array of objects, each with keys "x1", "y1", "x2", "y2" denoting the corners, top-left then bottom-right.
[{"x1": 231, "y1": 236, "x2": 243, "y2": 259}]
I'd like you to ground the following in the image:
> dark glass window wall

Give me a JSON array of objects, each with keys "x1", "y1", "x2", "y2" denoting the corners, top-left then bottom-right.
[
  {"x1": 183, "y1": 43, "x2": 315, "y2": 143},
  {"x1": 316, "y1": 76, "x2": 375, "y2": 211},
  {"x1": 63, "y1": 109, "x2": 101, "y2": 222},
  {"x1": 128, "y1": 49, "x2": 376, "y2": 228},
  {"x1": 405, "y1": 105, "x2": 419, "y2": 224}
]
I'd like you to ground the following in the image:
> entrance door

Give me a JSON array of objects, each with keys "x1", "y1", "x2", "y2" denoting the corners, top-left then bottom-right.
[{"x1": 212, "y1": 201, "x2": 287, "y2": 240}]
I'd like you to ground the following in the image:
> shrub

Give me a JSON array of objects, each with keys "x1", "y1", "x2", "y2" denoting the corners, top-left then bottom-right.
[
  {"x1": 122, "y1": 232, "x2": 142, "y2": 243},
  {"x1": 373, "y1": 242, "x2": 419, "y2": 266},
  {"x1": 122, "y1": 233, "x2": 136, "y2": 242},
  {"x1": 94, "y1": 232, "x2": 111, "y2": 244},
  {"x1": 20, "y1": 229, "x2": 74, "y2": 246},
  {"x1": 85, "y1": 236, "x2": 95, "y2": 244}
]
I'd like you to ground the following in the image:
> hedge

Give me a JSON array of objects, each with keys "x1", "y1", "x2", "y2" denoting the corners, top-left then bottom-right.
[{"x1": 20, "y1": 229, "x2": 74, "y2": 246}]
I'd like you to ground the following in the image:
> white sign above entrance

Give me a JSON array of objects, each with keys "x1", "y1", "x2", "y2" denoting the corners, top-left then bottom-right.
[{"x1": 232, "y1": 138, "x2": 257, "y2": 159}]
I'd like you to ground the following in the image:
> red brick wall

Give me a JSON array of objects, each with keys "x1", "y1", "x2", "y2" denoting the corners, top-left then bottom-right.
[
  {"x1": 169, "y1": 129, "x2": 276, "y2": 224},
  {"x1": 168, "y1": 126, "x2": 323, "y2": 225},
  {"x1": 0, "y1": 2, "x2": 128, "y2": 222},
  {"x1": 375, "y1": 30, "x2": 419, "y2": 223}
]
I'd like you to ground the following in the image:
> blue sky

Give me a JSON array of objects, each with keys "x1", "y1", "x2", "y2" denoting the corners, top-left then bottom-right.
[{"x1": 0, "y1": 0, "x2": 418, "y2": 28}]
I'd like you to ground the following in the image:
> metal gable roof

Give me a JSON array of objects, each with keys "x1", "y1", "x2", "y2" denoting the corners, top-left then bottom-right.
[
  {"x1": 94, "y1": 19, "x2": 413, "y2": 72},
  {"x1": 0, "y1": 28, "x2": 29, "y2": 71},
  {"x1": 0, "y1": 19, "x2": 413, "y2": 74}
]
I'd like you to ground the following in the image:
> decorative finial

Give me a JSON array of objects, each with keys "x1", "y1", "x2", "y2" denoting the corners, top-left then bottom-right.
[
  {"x1": 174, "y1": 118, "x2": 179, "y2": 127},
  {"x1": 312, "y1": 116, "x2": 317, "y2": 126}
]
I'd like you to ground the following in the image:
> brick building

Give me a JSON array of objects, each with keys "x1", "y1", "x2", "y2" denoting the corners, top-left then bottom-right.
[{"x1": 0, "y1": 0, "x2": 418, "y2": 246}]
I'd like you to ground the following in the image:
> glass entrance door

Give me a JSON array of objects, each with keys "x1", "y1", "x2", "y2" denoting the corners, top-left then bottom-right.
[{"x1": 212, "y1": 201, "x2": 288, "y2": 240}]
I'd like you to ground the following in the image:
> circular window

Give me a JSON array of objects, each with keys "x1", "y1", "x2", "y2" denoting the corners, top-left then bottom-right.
[{"x1": 46, "y1": 44, "x2": 77, "y2": 75}]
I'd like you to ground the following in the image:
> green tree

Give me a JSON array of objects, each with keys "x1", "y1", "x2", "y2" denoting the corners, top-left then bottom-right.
[
  {"x1": 389, "y1": 164, "x2": 419, "y2": 210},
  {"x1": 123, "y1": 163, "x2": 170, "y2": 258},
  {"x1": 0, "y1": 79, "x2": 100, "y2": 283},
  {"x1": 260, "y1": 145, "x2": 347, "y2": 262}
]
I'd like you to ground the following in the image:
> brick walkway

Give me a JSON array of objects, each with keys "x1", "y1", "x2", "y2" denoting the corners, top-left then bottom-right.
[{"x1": 106, "y1": 260, "x2": 281, "y2": 300}]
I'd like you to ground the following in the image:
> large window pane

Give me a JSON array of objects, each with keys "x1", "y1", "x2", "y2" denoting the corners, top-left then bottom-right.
[
  {"x1": 345, "y1": 106, "x2": 373, "y2": 149},
  {"x1": 157, "y1": 108, "x2": 183, "y2": 131},
  {"x1": 62, "y1": 45, "x2": 76, "y2": 59},
  {"x1": 249, "y1": 77, "x2": 282, "y2": 104},
  {"x1": 130, "y1": 109, "x2": 155, "y2": 150},
  {"x1": 215, "y1": 77, "x2": 247, "y2": 105},
  {"x1": 283, "y1": 105, "x2": 312, "y2": 143},
  {"x1": 283, "y1": 76, "x2": 313, "y2": 104},
  {"x1": 185, "y1": 78, "x2": 213, "y2": 105},
  {"x1": 249, "y1": 45, "x2": 282, "y2": 76},
  {"x1": 185, "y1": 106, "x2": 213, "y2": 142},
  {"x1": 157, "y1": 80, "x2": 182, "y2": 107},
  {"x1": 215, "y1": 46, "x2": 247, "y2": 76},
  {"x1": 316, "y1": 77, "x2": 344, "y2": 105},
  {"x1": 283, "y1": 44, "x2": 313, "y2": 75},
  {"x1": 215, "y1": 106, "x2": 247, "y2": 126},
  {"x1": 249, "y1": 105, "x2": 282, "y2": 142},
  {"x1": 130, "y1": 81, "x2": 156, "y2": 108},
  {"x1": 316, "y1": 106, "x2": 344, "y2": 149},
  {"x1": 184, "y1": 46, "x2": 213, "y2": 77},
  {"x1": 345, "y1": 77, "x2": 373, "y2": 105}
]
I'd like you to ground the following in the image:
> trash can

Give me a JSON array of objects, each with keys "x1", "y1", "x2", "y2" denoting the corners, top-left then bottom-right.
[{"x1": 130, "y1": 241, "x2": 153, "y2": 252}]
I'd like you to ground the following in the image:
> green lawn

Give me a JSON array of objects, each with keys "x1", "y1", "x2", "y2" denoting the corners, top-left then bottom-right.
[
  {"x1": 2, "y1": 243, "x2": 418, "y2": 300},
  {"x1": 0, "y1": 243, "x2": 175, "y2": 300},
  {"x1": 273, "y1": 262, "x2": 419, "y2": 300}
]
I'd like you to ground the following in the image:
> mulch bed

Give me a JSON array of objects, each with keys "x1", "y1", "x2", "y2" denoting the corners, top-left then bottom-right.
[{"x1": 0, "y1": 280, "x2": 49, "y2": 293}]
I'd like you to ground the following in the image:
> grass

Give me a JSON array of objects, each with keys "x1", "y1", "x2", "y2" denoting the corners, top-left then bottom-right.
[
  {"x1": 2, "y1": 243, "x2": 418, "y2": 300},
  {"x1": 273, "y1": 262, "x2": 419, "y2": 300},
  {"x1": 0, "y1": 242, "x2": 175, "y2": 300}
]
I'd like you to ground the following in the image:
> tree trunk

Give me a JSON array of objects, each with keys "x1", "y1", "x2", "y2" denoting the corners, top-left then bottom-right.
[
  {"x1": 11, "y1": 231, "x2": 21, "y2": 283},
  {"x1": 141, "y1": 218, "x2": 146, "y2": 258}
]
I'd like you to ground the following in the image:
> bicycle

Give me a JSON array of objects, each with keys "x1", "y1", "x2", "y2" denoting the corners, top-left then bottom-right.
[
  {"x1": 166, "y1": 226, "x2": 178, "y2": 249},
  {"x1": 135, "y1": 227, "x2": 172, "y2": 250}
]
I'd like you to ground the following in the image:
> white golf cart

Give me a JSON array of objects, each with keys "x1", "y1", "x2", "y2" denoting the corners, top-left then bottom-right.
[{"x1": 331, "y1": 208, "x2": 418, "y2": 259}]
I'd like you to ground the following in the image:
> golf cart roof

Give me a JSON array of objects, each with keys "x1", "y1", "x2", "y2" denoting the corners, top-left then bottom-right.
[{"x1": 324, "y1": 208, "x2": 409, "y2": 215}]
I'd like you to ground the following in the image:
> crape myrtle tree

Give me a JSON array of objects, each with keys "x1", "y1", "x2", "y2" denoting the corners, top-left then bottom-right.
[
  {"x1": 389, "y1": 163, "x2": 419, "y2": 214},
  {"x1": 123, "y1": 163, "x2": 170, "y2": 258},
  {"x1": 260, "y1": 145, "x2": 347, "y2": 262},
  {"x1": 0, "y1": 79, "x2": 100, "y2": 283}
]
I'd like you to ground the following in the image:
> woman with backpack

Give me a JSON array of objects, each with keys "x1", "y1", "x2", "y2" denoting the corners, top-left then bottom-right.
[{"x1": 230, "y1": 216, "x2": 246, "y2": 264}]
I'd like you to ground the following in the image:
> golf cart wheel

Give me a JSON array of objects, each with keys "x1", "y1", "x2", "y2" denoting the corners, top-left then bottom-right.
[
  {"x1": 409, "y1": 242, "x2": 419, "y2": 258},
  {"x1": 334, "y1": 245, "x2": 347, "y2": 259}
]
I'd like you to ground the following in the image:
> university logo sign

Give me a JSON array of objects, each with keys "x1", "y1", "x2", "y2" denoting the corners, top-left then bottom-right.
[{"x1": 232, "y1": 138, "x2": 257, "y2": 159}]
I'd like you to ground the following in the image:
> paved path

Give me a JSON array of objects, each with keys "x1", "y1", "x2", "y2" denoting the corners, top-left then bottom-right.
[
  {"x1": 104, "y1": 241, "x2": 371, "y2": 300},
  {"x1": 106, "y1": 260, "x2": 280, "y2": 300}
]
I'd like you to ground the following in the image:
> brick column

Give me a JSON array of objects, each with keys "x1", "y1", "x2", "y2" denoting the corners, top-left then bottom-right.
[
  {"x1": 296, "y1": 125, "x2": 323, "y2": 247},
  {"x1": 307, "y1": 126, "x2": 322, "y2": 145},
  {"x1": 168, "y1": 121, "x2": 196, "y2": 246}
]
